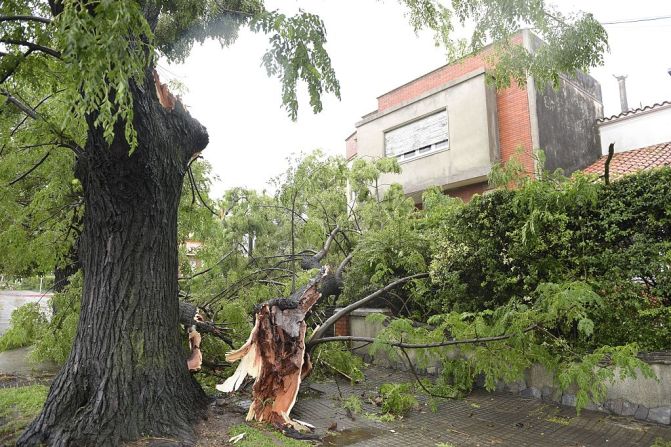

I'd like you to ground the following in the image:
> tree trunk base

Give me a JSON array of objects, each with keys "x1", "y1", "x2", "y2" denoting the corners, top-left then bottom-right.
[{"x1": 18, "y1": 363, "x2": 208, "y2": 447}]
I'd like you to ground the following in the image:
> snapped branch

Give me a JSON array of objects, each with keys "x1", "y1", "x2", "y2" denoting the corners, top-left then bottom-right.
[
  {"x1": 307, "y1": 272, "x2": 430, "y2": 350},
  {"x1": 308, "y1": 324, "x2": 538, "y2": 349}
]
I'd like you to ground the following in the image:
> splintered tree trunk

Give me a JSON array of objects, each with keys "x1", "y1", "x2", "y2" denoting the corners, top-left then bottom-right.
[
  {"x1": 217, "y1": 271, "x2": 327, "y2": 432},
  {"x1": 18, "y1": 69, "x2": 209, "y2": 446}
]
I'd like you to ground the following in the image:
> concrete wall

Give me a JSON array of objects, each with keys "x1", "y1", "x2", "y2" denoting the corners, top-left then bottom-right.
[
  {"x1": 354, "y1": 70, "x2": 499, "y2": 200},
  {"x1": 534, "y1": 73, "x2": 603, "y2": 175},
  {"x1": 598, "y1": 105, "x2": 671, "y2": 154},
  {"x1": 509, "y1": 355, "x2": 671, "y2": 425},
  {"x1": 345, "y1": 310, "x2": 671, "y2": 425}
]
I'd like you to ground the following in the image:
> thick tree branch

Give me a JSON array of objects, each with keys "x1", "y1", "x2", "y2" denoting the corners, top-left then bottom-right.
[
  {"x1": 1, "y1": 90, "x2": 83, "y2": 155},
  {"x1": 8, "y1": 151, "x2": 50, "y2": 185},
  {"x1": 0, "y1": 15, "x2": 52, "y2": 24},
  {"x1": 335, "y1": 253, "x2": 353, "y2": 282},
  {"x1": 315, "y1": 225, "x2": 339, "y2": 263},
  {"x1": 0, "y1": 49, "x2": 33, "y2": 84},
  {"x1": 300, "y1": 225, "x2": 340, "y2": 270},
  {"x1": 0, "y1": 39, "x2": 60, "y2": 58},
  {"x1": 307, "y1": 272, "x2": 430, "y2": 349},
  {"x1": 1, "y1": 90, "x2": 37, "y2": 118},
  {"x1": 308, "y1": 324, "x2": 538, "y2": 349}
]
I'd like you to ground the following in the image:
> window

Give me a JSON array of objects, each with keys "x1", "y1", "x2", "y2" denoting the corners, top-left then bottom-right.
[{"x1": 384, "y1": 110, "x2": 448, "y2": 160}]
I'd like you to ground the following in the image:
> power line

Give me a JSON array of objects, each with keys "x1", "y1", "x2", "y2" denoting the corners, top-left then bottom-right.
[{"x1": 601, "y1": 15, "x2": 671, "y2": 25}]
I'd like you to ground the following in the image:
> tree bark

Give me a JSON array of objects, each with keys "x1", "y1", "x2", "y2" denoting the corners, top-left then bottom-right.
[{"x1": 18, "y1": 68, "x2": 210, "y2": 446}]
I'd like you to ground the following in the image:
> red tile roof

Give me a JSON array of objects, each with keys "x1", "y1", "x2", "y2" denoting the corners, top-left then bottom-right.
[
  {"x1": 583, "y1": 142, "x2": 671, "y2": 178},
  {"x1": 597, "y1": 101, "x2": 671, "y2": 123}
]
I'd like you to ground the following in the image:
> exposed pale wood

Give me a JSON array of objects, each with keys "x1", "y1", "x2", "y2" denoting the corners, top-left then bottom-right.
[
  {"x1": 153, "y1": 69, "x2": 176, "y2": 110},
  {"x1": 217, "y1": 270, "x2": 328, "y2": 432},
  {"x1": 187, "y1": 331, "x2": 203, "y2": 372}
]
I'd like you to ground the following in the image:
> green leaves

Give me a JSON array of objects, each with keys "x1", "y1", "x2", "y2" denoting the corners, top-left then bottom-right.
[
  {"x1": 0, "y1": 303, "x2": 46, "y2": 351},
  {"x1": 54, "y1": 0, "x2": 153, "y2": 152},
  {"x1": 252, "y1": 10, "x2": 340, "y2": 120},
  {"x1": 557, "y1": 344, "x2": 654, "y2": 413},
  {"x1": 379, "y1": 382, "x2": 419, "y2": 416}
]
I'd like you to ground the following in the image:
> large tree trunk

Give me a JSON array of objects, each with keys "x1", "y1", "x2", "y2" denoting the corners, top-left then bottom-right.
[{"x1": 18, "y1": 68, "x2": 210, "y2": 446}]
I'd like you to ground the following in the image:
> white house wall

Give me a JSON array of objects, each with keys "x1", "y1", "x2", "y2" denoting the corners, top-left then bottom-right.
[
  {"x1": 354, "y1": 70, "x2": 499, "y2": 199},
  {"x1": 599, "y1": 105, "x2": 671, "y2": 154}
]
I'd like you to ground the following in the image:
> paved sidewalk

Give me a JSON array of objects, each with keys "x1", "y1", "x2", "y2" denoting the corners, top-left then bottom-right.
[{"x1": 293, "y1": 366, "x2": 671, "y2": 447}]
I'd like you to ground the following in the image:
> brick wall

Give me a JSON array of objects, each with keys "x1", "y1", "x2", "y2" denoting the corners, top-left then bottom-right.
[
  {"x1": 374, "y1": 33, "x2": 534, "y2": 174},
  {"x1": 496, "y1": 83, "x2": 535, "y2": 175},
  {"x1": 446, "y1": 182, "x2": 489, "y2": 202},
  {"x1": 334, "y1": 316, "x2": 349, "y2": 337},
  {"x1": 345, "y1": 132, "x2": 358, "y2": 160}
]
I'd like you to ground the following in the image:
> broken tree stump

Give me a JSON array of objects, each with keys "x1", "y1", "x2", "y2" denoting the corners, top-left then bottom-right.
[{"x1": 216, "y1": 269, "x2": 328, "y2": 432}]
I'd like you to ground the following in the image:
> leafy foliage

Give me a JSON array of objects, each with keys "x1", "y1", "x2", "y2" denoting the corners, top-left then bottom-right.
[
  {"x1": 378, "y1": 382, "x2": 419, "y2": 416},
  {"x1": 429, "y1": 165, "x2": 671, "y2": 351},
  {"x1": 342, "y1": 395, "x2": 363, "y2": 415},
  {"x1": 252, "y1": 11, "x2": 340, "y2": 120},
  {"x1": 0, "y1": 302, "x2": 46, "y2": 350},
  {"x1": 30, "y1": 271, "x2": 82, "y2": 364}
]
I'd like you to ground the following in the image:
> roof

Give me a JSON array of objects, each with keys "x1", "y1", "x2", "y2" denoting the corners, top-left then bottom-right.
[
  {"x1": 583, "y1": 142, "x2": 671, "y2": 177},
  {"x1": 597, "y1": 100, "x2": 671, "y2": 124}
]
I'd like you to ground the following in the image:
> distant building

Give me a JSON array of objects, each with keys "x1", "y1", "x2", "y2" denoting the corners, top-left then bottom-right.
[
  {"x1": 346, "y1": 30, "x2": 603, "y2": 203},
  {"x1": 184, "y1": 239, "x2": 203, "y2": 271},
  {"x1": 596, "y1": 101, "x2": 671, "y2": 155}
]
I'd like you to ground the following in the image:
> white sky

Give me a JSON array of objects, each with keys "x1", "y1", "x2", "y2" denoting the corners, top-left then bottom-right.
[{"x1": 162, "y1": 0, "x2": 671, "y2": 198}]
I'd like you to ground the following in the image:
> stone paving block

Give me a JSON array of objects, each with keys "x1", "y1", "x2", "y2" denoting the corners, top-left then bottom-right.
[
  {"x1": 635, "y1": 405, "x2": 650, "y2": 421},
  {"x1": 561, "y1": 393, "x2": 576, "y2": 407},
  {"x1": 621, "y1": 399, "x2": 638, "y2": 416},
  {"x1": 648, "y1": 407, "x2": 671, "y2": 425},
  {"x1": 292, "y1": 365, "x2": 671, "y2": 447}
]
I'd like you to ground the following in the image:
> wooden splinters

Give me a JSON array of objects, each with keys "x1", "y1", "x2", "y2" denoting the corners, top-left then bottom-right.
[{"x1": 216, "y1": 269, "x2": 329, "y2": 432}]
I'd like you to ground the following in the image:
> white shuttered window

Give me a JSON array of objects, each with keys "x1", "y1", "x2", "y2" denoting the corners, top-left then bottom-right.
[{"x1": 384, "y1": 110, "x2": 449, "y2": 160}]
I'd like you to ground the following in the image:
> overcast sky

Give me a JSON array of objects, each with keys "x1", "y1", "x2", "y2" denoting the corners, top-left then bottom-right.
[{"x1": 162, "y1": 0, "x2": 671, "y2": 198}]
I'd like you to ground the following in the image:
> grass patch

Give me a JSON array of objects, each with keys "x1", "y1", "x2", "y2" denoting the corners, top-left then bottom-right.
[
  {"x1": 227, "y1": 423, "x2": 309, "y2": 447},
  {"x1": 0, "y1": 385, "x2": 48, "y2": 444},
  {"x1": 651, "y1": 438, "x2": 671, "y2": 447},
  {"x1": 342, "y1": 395, "x2": 363, "y2": 415},
  {"x1": 545, "y1": 415, "x2": 572, "y2": 426},
  {"x1": 364, "y1": 412, "x2": 396, "y2": 422}
]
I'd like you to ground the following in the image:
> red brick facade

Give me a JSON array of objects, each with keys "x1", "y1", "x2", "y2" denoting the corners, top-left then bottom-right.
[
  {"x1": 345, "y1": 132, "x2": 358, "y2": 161},
  {"x1": 446, "y1": 182, "x2": 489, "y2": 202},
  {"x1": 334, "y1": 316, "x2": 350, "y2": 337},
  {"x1": 349, "y1": 33, "x2": 535, "y2": 182}
]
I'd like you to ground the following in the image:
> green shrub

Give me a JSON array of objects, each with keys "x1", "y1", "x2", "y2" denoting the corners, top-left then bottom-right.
[
  {"x1": 429, "y1": 167, "x2": 671, "y2": 349},
  {"x1": 342, "y1": 395, "x2": 363, "y2": 414},
  {"x1": 379, "y1": 382, "x2": 418, "y2": 416},
  {"x1": 0, "y1": 303, "x2": 46, "y2": 351}
]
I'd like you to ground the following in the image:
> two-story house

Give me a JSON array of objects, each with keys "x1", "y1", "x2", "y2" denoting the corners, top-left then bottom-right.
[{"x1": 346, "y1": 30, "x2": 603, "y2": 203}]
